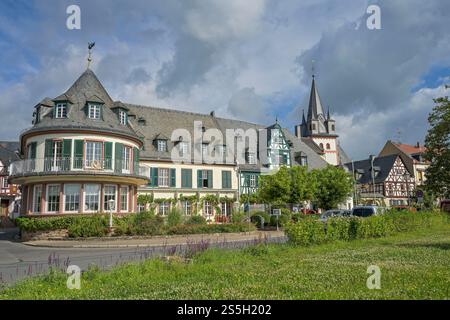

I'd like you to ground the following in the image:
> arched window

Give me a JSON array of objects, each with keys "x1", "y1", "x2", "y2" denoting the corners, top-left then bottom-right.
[
  {"x1": 331, "y1": 124, "x2": 335, "y2": 131},
  {"x1": 319, "y1": 143, "x2": 324, "y2": 149},
  {"x1": 326, "y1": 143, "x2": 331, "y2": 150}
]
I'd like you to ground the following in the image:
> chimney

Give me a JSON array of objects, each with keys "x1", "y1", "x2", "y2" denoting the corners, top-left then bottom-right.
[
  {"x1": 210, "y1": 111, "x2": 215, "y2": 117},
  {"x1": 416, "y1": 141, "x2": 420, "y2": 148}
]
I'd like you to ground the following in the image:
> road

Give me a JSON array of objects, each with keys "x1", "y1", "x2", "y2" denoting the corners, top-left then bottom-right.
[{"x1": 0, "y1": 228, "x2": 286, "y2": 285}]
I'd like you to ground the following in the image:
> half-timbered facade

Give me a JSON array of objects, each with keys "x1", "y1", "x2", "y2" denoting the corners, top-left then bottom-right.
[
  {"x1": 344, "y1": 154, "x2": 416, "y2": 207},
  {"x1": 0, "y1": 142, "x2": 21, "y2": 219}
]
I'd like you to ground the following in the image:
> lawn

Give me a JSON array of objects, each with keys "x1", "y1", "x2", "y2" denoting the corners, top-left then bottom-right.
[{"x1": 1, "y1": 223, "x2": 449, "y2": 299}]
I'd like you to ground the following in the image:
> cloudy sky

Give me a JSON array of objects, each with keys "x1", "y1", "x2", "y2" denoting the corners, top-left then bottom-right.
[{"x1": 1, "y1": 0, "x2": 449, "y2": 159}]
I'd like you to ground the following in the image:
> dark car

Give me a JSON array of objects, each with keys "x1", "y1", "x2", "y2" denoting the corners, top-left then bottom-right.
[{"x1": 351, "y1": 206, "x2": 385, "y2": 218}]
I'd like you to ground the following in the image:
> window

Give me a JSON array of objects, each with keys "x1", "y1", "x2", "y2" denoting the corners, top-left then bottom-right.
[
  {"x1": 122, "y1": 146, "x2": 131, "y2": 172},
  {"x1": 48, "y1": 140, "x2": 63, "y2": 170},
  {"x1": 84, "y1": 184, "x2": 100, "y2": 212},
  {"x1": 138, "y1": 203, "x2": 145, "y2": 213},
  {"x1": 246, "y1": 152, "x2": 256, "y2": 164},
  {"x1": 249, "y1": 175, "x2": 257, "y2": 188},
  {"x1": 2, "y1": 178, "x2": 8, "y2": 188},
  {"x1": 326, "y1": 143, "x2": 331, "y2": 150},
  {"x1": 33, "y1": 185, "x2": 42, "y2": 213},
  {"x1": 157, "y1": 140, "x2": 167, "y2": 152},
  {"x1": 88, "y1": 104, "x2": 101, "y2": 119},
  {"x1": 300, "y1": 156, "x2": 308, "y2": 166},
  {"x1": 159, "y1": 201, "x2": 170, "y2": 216},
  {"x1": 216, "y1": 145, "x2": 226, "y2": 158},
  {"x1": 221, "y1": 202, "x2": 232, "y2": 217},
  {"x1": 204, "y1": 201, "x2": 213, "y2": 216},
  {"x1": 119, "y1": 110, "x2": 127, "y2": 125},
  {"x1": 312, "y1": 124, "x2": 316, "y2": 131},
  {"x1": 319, "y1": 143, "x2": 324, "y2": 149},
  {"x1": 120, "y1": 186, "x2": 128, "y2": 212},
  {"x1": 331, "y1": 124, "x2": 335, "y2": 131},
  {"x1": 64, "y1": 184, "x2": 80, "y2": 212},
  {"x1": 182, "y1": 201, "x2": 192, "y2": 215},
  {"x1": 104, "y1": 185, "x2": 117, "y2": 211},
  {"x1": 46, "y1": 184, "x2": 60, "y2": 213},
  {"x1": 158, "y1": 168, "x2": 170, "y2": 187},
  {"x1": 179, "y1": 142, "x2": 189, "y2": 156},
  {"x1": 85, "y1": 141, "x2": 103, "y2": 168},
  {"x1": 55, "y1": 103, "x2": 67, "y2": 118},
  {"x1": 200, "y1": 170, "x2": 209, "y2": 188},
  {"x1": 202, "y1": 143, "x2": 208, "y2": 159}
]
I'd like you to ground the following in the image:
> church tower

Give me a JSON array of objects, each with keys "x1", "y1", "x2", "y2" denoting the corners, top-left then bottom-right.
[{"x1": 294, "y1": 75, "x2": 339, "y2": 165}]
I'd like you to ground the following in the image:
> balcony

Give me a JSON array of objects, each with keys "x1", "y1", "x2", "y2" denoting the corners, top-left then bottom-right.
[{"x1": 9, "y1": 157, "x2": 149, "y2": 183}]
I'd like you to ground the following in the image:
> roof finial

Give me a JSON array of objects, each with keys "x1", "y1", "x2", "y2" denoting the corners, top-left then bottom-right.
[
  {"x1": 275, "y1": 115, "x2": 278, "y2": 124},
  {"x1": 87, "y1": 42, "x2": 95, "y2": 69},
  {"x1": 311, "y1": 59, "x2": 316, "y2": 78}
]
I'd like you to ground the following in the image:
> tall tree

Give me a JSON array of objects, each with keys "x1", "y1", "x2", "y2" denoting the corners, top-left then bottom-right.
[
  {"x1": 312, "y1": 166, "x2": 353, "y2": 210},
  {"x1": 424, "y1": 97, "x2": 450, "y2": 199},
  {"x1": 290, "y1": 166, "x2": 317, "y2": 204},
  {"x1": 258, "y1": 166, "x2": 292, "y2": 206}
]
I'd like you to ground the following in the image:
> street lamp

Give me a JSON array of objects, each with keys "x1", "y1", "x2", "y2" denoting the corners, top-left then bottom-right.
[{"x1": 108, "y1": 199, "x2": 115, "y2": 230}]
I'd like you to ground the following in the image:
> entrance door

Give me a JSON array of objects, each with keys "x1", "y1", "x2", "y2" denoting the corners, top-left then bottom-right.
[{"x1": 1, "y1": 199, "x2": 9, "y2": 216}]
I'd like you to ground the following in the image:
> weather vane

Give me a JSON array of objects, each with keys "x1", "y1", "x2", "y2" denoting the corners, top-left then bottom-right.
[{"x1": 87, "y1": 42, "x2": 95, "y2": 68}]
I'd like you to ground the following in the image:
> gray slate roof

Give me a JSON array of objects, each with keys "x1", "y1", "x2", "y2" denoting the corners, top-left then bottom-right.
[
  {"x1": 25, "y1": 69, "x2": 140, "y2": 142},
  {"x1": 343, "y1": 154, "x2": 407, "y2": 184},
  {"x1": 0, "y1": 141, "x2": 20, "y2": 166}
]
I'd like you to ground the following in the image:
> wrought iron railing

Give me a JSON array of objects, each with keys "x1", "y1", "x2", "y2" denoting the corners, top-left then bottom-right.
[{"x1": 9, "y1": 157, "x2": 148, "y2": 177}]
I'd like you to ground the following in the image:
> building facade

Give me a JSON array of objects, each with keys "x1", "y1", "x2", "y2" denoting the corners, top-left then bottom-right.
[
  {"x1": 344, "y1": 154, "x2": 416, "y2": 207},
  {"x1": 0, "y1": 142, "x2": 21, "y2": 220},
  {"x1": 9, "y1": 66, "x2": 351, "y2": 218}
]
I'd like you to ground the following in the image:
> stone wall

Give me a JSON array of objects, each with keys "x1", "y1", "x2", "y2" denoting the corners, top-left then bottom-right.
[{"x1": 21, "y1": 229, "x2": 69, "y2": 241}]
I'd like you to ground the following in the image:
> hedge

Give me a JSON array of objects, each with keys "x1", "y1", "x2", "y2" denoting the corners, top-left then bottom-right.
[
  {"x1": 166, "y1": 223, "x2": 256, "y2": 235},
  {"x1": 285, "y1": 211, "x2": 448, "y2": 246}
]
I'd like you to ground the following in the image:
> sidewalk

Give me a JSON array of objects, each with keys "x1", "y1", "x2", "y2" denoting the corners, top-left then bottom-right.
[{"x1": 23, "y1": 230, "x2": 286, "y2": 248}]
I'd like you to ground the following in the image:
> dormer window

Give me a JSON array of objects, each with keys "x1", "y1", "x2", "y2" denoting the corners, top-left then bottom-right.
[
  {"x1": 119, "y1": 110, "x2": 127, "y2": 125},
  {"x1": 157, "y1": 139, "x2": 167, "y2": 152},
  {"x1": 88, "y1": 104, "x2": 101, "y2": 119},
  {"x1": 55, "y1": 103, "x2": 67, "y2": 118},
  {"x1": 246, "y1": 152, "x2": 256, "y2": 165}
]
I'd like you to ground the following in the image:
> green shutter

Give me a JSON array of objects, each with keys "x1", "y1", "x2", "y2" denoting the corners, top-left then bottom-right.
[
  {"x1": 222, "y1": 171, "x2": 226, "y2": 189},
  {"x1": 207, "y1": 170, "x2": 213, "y2": 188},
  {"x1": 29, "y1": 142, "x2": 37, "y2": 159},
  {"x1": 152, "y1": 168, "x2": 159, "y2": 186},
  {"x1": 74, "y1": 140, "x2": 84, "y2": 169},
  {"x1": 133, "y1": 147, "x2": 139, "y2": 174},
  {"x1": 197, "y1": 170, "x2": 202, "y2": 188},
  {"x1": 170, "y1": 168, "x2": 176, "y2": 187},
  {"x1": 182, "y1": 169, "x2": 192, "y2": 188},
  {"x1": 62, "y1": 139, "x2": 72, "y2": 170},
  {"x1": 100, "y1": 105, "x2": 103, "y2": 120},
  {"x1": 104, "y1": 142, "x2": 113, "y2": 170},
  {"x1": 115, "y1": 142, "x2": 123, "y2": 173},
  {"x1": 44, "y1": 139, "x2": 53, "y2": 171}
]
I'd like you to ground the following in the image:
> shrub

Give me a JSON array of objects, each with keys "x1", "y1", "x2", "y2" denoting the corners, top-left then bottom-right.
[
  {"x1": 185, "y1": 215, "x2": 207, "y2": 225},
  {"x1": 326, "y1": 217, "x2": 351, "y2": 241},
  {"x1": 284, "y1": 218, "x2": 326, "y2": 246},
  {"x1": 67, "y1": 215, "x2": 109, "y2": 238},
  {"x1": 269, "y1": 213, "x2": 291, "y2": 227},
  {"x1": 129, "y1": 212, "x2": 164, "y2": 236},
  {"x1": 166, "y1": 223, "x2": 255, "y2": 235},
  {"x1": 16, "y1": 216, "x2": 76, "y2": 232},
  {"x1": 167, "y1": 208, "x2": 183, "y2": 227},
  {"x1": 231, "y1": 211, "x2": 247, "y2": 223}
]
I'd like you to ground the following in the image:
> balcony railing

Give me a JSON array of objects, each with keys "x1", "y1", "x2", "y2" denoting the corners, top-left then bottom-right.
[{"x1": 10, "y1": 157, "x2": 149, "y2": 178}]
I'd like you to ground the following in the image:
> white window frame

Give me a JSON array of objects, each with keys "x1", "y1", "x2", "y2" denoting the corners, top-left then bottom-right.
[
  {"x1": 159, "y1": 201, "x2": 170, "y2": 216},
  {"x1": 64, "y1": 184, "x2": 81, "y2": 213},
  {"x1": 179, "y1": 142, "x2": 189, "y2": 156},
  {"x1": 55, "y1": 103, "x2": 67, "y2": 118},
  {"x1": 249, "y1": 175, "x2": 257, "y2": 188},
  {"x1": 103, "y1": 185, "x2": 117, "y2": 211},
  {"x1": 2, "y1": 177, "x2": 8, "y2": 188},
  {"x1": 122, "y1": 146, "x2": 131, "y2": 173},
  {"x1": 46, "y1": 184, "x2": 61, "y2": 213},
  {"x1": 119, "y1": 110, "x2": 127, "y2": 125},
  {"x1": 247, "y1": 152, "x2": 256, "y2": 165},
  {"x1": 157, "y1": 140, "x2": 167, "y2": 152},
  {"x1": 158, "y1": 168, "x2": 170, "y2": 187},
  {"x1": 88, "y1": 104, "x2": 101, "y2": 120},
  {"x1": 33, "y1": 185, "x2": 42, "y2": 213},
  {"x1": 120, "y1": 186, "x2": 129, "y2": 212},
  {"x1": 84, "y1": 184, "x2": 101, "y2": 213},
  {"x1": 85, "y1": 141, "x2": 103, "y2": 168},
  {"x1": 182, "y1": 201, "x2": 192, "y2": 216},
  {"x1": 204, "y1": 201, "x2": 213, "y2": 216}
]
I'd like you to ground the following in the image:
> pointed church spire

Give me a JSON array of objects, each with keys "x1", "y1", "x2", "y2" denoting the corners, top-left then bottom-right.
[
  {"x1": 327, "y1": 106, "x2": 330, "y2": 120},
  {"x1": 307, "y1": 74, "x2": 325, "y2": 121},
  {"x1": 301, "y1": 109, "x2": 306, "y2": 124}
]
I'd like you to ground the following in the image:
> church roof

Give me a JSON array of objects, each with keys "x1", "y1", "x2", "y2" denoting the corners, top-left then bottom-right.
[
  {"x1": 0, "y1": 141, "x2": 20, "y2": 166},
  {"x1": 307, "y1": 76, "x2": 325, "y2": 121}
]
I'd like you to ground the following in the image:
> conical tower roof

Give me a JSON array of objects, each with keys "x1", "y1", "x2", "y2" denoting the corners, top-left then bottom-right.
[
  {"x1": 307, "y1": 76, "x2": 324, "y2": 121},
  {"x1": 65, "y1": 68, "x2": 114, "y2": 106}
]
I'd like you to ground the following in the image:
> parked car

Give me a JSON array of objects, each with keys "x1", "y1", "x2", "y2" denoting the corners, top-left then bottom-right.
[
  {"x1": 440, "y1": 200, "x2": 450, "y2": 213},
  {"x1": 319, "y1": 209, "x2": 351, "y2": 222},
  {"x1": 351, "y1": 206, "x2": 385, "y2": 218}
]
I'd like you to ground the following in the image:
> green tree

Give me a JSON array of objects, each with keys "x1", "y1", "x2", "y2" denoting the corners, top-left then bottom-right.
[
  {"x1": 312, "y1": 166, "x2": 353, "y2": 210},
  {"x1": 290, "y1": 166, "x2": 317, "y2": 204},
  {"x1": 424, "y1": 97, "x2": 450, "y2": 199},
  {"x1": 258, "y1": 166, "x2": 292, "y2": 205}
]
